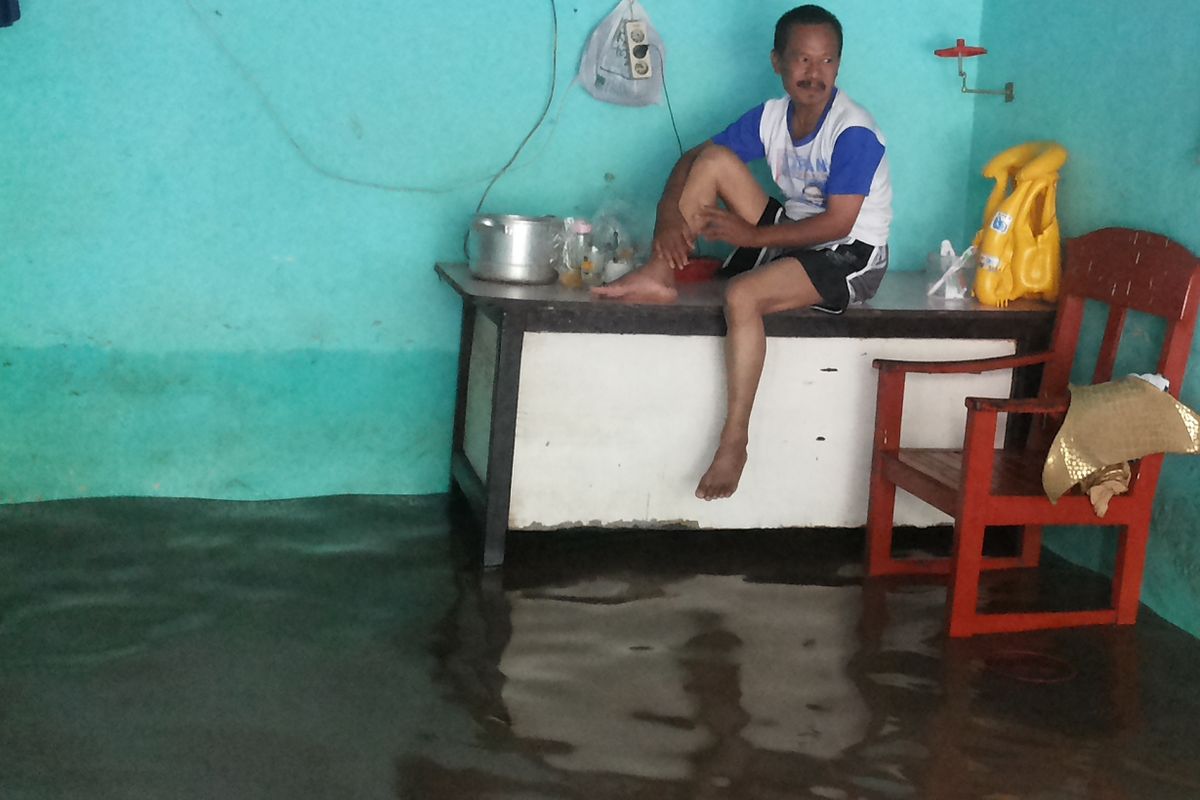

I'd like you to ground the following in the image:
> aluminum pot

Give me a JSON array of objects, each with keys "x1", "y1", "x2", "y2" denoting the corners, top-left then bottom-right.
[{"x1": 468, "y1": 214, "x2": 563, "y2": 284}]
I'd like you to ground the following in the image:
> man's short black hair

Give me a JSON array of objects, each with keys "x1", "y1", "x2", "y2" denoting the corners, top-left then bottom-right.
[{"x1": 774, "y1": 4, "x2": 843, "y2": 56}]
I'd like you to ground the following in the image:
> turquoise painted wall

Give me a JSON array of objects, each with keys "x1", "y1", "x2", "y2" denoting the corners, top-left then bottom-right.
[
  {"x1": 972, "y1": 0, "x2": 1200, "y2": 635},
  {"x1": 1, "y1": 0, "x2": 984, "y2": 502}
]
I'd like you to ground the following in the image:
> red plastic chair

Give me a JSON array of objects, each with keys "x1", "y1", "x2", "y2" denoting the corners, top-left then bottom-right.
[{"x1": 865, "y1": 228, "x2": 1200, "y2": 637}]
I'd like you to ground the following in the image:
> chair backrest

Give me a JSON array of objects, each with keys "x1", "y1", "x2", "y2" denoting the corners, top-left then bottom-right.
[{"x1": 1038, "y1": 228, "x2": 1200, "y2": 403}]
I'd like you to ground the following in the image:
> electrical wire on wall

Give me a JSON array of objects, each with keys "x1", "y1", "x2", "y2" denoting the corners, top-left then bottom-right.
[
  {"x1": 471, "y1": 0, "x2": 559, "y2": 215},
  {"x1": 184, "y1": 0, "x2": 561, "y2": 198},
  {"x1": 465, "y1": 0, "x2": 688, "y2": 220},
  {"x1": 650, "y1": 43, "x2": 684, "y2": 158},
  {"x1": 624, "y1": 0, "x2": 674, "y2": 130},
  {"x1": 460, "y1": 3, "x2": 681, "y2": 259},
  {"x1": 187, "y1": 0, "x2": 686, "y2": 254},
  {"x1": 464, "y1": 0, "x2": 559, "y2": 258},
  {"x1": 508, "y1": 8, "x2": 683, "y2": 174}
]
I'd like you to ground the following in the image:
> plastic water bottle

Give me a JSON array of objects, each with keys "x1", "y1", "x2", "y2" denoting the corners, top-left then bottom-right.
[{"x1": 566, "y1": 219, "x2": 593, "y2": 272}]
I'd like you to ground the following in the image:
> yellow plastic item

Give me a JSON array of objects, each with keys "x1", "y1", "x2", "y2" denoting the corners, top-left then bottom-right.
[{"x1": 972, "y1": 141, "x2": 1068, "y2": 307}]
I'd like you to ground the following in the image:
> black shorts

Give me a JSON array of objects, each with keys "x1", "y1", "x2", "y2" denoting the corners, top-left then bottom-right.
[{"x1": 718, "y1": 196, "x2": 889, "y2": 313}]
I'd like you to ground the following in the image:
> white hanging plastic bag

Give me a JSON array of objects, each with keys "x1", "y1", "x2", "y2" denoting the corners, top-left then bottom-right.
[{"x1": 578, "y1": 0, "x2": 665, "y2": 107}]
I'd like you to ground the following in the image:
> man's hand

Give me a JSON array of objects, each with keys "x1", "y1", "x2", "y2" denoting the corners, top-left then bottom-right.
[
  {"x1": 652, "y1": 209, "x2": 696, "y2": 270},
  {"x1": 697, "y1": 206, "x2": 763, "y2": 249}
]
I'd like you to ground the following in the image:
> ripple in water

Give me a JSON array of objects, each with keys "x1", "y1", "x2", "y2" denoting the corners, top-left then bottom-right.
[{"x1": 0, "y1": 593, "x2": 212, "y2": 667}]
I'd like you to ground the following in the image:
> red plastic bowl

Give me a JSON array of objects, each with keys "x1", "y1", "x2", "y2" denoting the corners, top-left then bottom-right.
[{"x1": 675, "y1": 257, "x2": 722, "y2": 284}]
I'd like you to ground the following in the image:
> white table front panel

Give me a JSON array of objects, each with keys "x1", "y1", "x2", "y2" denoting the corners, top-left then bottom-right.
[{"x1": 502, "y1": 333, "x2": 1016, "y2": 530}]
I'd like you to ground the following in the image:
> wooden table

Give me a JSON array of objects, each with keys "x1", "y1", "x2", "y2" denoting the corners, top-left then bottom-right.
[{"x1": 436, "y1": 263, "x2": 1055, "y2": 567}]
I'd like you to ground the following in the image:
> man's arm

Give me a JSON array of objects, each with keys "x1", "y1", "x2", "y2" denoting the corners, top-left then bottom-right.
[
  {"x1": 760, "y1": 195, "x2": 865, "y2": 247},
  {"x1": 697, "y1": 193, "x2": 865, "y2": 251}
]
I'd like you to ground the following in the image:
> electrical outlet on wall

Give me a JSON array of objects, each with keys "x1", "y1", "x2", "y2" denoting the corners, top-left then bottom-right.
[{"x1": 624, "y1": 19, "x2": 652, "y2": 80}]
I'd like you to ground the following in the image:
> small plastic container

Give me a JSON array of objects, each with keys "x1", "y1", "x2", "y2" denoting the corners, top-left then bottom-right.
[
  {"x1": 580, "y1": 247, "x2": 607, "y2": 287},
  {"x1": 925, "y1": 249, "x2": 975, "y2": 300},
  {"x1": 675, "y1": 257, "x2": 722, "y2": 284},
  {"x1": 559, "y1": 219, "x2": 593, "y2": 289},
  {"x1": 566, "y1": 220, "x2": 593, "y2": 269},
  {"x1": 604, "y1": 259, "x2": 632, "y2": 283}
]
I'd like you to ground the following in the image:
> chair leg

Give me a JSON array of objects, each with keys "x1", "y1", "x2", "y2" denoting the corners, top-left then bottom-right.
[
  {"x1": 1112, "y1": 523, "x2": 1150, "y2": 624},
  {"x1": 1018, "y1": 524, "x2": 1043, "y2": 567},
  {"x1": 865, "y1": 456, "x2": 898, "y2": 576},
  {"x1": 866, "y1": 368, "x2": 906, "y2": 577},
  {"x1": 947, "y1": 517, "x2": 987, "y2": 638}
]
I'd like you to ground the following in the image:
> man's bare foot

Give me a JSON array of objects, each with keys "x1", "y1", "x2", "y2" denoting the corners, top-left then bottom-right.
[
  {"x1": 591, "y1": 269, "x2": 678, "y2": 304},
  {"x1": 695, "y1": 439, "x2": 748, "y2": 500}
]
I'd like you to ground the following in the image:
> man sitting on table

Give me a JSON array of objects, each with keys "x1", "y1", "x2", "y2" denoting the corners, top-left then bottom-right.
[{"x1": 593, "y1": 3, "x2": 892, "y2": 501}]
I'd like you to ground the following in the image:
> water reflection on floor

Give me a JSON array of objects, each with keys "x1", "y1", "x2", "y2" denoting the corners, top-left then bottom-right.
[{"x1": 1, "y1": 496, "x2": 1198, "y2": 799}]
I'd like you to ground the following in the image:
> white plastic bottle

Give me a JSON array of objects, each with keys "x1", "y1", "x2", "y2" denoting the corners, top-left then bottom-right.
[{"x1": 567, "y1": 219, "x2": 593, "y2": 272}]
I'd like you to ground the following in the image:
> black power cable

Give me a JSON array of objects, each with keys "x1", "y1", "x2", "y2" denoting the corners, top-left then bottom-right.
[{"x1": 463, "y1": 0, "x2": 560, "y2": 259}]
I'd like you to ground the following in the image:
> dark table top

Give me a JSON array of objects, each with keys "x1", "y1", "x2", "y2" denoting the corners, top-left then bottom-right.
[{"x1": 435, "y1": 262, "x2": 1056, "y2": 340}]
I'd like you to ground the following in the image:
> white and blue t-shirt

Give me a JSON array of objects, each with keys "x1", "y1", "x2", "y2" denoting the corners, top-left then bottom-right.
[{"x1": 711, "y1": 89, "x2": 892, "y2": 248}]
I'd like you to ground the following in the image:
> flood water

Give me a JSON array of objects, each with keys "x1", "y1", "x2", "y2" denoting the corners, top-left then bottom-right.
[{"x1": 1, "y1": 495, "x2": 1198, "y2": 799}]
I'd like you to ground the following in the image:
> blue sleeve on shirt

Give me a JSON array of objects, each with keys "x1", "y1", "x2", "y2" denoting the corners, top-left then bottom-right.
[
  {"x1": 825, "y1": 126, "x2": 884, "y2": 196},
  {"x1": 710, "y1": 104, "x2": 767, "y2": 162}
]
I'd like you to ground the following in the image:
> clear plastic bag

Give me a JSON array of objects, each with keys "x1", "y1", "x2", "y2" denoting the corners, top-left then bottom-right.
[
  {"x1": 555, "y1": 217, "x2": 590, "y2": 288},
  {"x1": 926, "y1": 241, "x2": 976, "y2": 300},
  {"x1": 578, "y1": 0, "x2": 665, "y2": 107},
  {"x1": 590, "y1": 198, "x2": 647, "y2": 270}
]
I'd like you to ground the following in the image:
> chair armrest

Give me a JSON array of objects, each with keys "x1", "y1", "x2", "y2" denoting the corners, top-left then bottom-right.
[
  {"x1": 965, "y1": 396, "x2": 1069, "y2": 414},
  {"x1": 873, "y1": 351, "x2": 1053, "y2": 375}
]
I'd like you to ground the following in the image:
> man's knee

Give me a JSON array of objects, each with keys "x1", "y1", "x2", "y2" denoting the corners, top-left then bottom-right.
[
  {"x1": 723, "y1": 275, "x2": 766, "y2": 319},
  {"x1": 693, "y1": 143, "x2": 748, "y2": 176}
]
